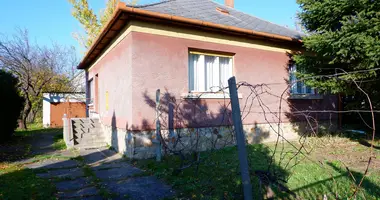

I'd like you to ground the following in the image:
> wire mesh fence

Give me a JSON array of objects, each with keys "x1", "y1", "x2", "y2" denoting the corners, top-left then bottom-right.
[{"x1": 144, "y1": 69, "x2": 378, "y2": 199}]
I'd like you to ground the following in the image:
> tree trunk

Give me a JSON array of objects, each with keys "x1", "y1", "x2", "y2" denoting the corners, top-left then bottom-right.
[
  {"x1": 20, "y1": 99, "x2": 32, "y2": 130},
  {"x1": 28, "y1": 109, "x2": 36, "y2": 124}
]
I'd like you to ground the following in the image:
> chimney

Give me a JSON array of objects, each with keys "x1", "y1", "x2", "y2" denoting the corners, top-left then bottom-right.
[{"x1": 225, "y1": 0, "x2": 234, "y2": 8}]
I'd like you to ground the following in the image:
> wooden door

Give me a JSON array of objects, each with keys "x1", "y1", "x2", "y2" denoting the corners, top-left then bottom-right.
[{"x1": 50, "y1": 102, "x2": 86, "y2": 127}]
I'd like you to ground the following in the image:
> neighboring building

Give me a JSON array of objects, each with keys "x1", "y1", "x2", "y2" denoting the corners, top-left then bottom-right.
[
  {"x1": 71, "y1": 71, "x2": 86, "y2": 93},
  {"x1": 76, "y1": 0, "x2": 337, "y2": 158},
  {"x1": 43, "y1": 92, "x2": 86, "y2": 128}
]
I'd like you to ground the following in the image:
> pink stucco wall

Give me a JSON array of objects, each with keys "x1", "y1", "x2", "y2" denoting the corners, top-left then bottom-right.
[
  {"x1": 88, "y1": 34, "x2": 133, "y2": 129},
  {"x1": 88, "y1": 30, "x2": 337, "y2": 130},
  {"x1": 130, "y1": 32, "x2": 337, "y2": 130}
]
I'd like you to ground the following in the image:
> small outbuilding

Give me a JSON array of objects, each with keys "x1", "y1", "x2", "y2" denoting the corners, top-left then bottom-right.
[{"x1": 43, "y1": 92, "x2": 86, "y2": 128}]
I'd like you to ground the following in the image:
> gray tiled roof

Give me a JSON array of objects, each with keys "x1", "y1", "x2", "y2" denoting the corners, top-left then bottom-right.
[{"x1": 128, "y1": 0, "x2": 302, "y2": 39}]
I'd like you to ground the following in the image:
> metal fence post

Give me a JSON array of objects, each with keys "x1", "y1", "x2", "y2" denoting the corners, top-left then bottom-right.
[
  {"x1": 156, "y1": 89, "x2": 162, "y2": 162},
  {"x1": 228, "y1": 76, "x2": 253, "y2": 200}
]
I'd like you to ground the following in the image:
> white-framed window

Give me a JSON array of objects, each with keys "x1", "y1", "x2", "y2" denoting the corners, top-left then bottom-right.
[
  {"x1": 188, "y1": 51, "x2": 233, "y2": 92},
  {"x1": 88, "y1": 78, "x2": 94, "y2": 104},
  {"x1": 289, "y1": 65, "x2": 315, "y2": 94}
]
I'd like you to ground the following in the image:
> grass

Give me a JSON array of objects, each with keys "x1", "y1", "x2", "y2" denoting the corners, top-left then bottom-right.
[
  {"x1": 53, "y1": 134, "x2": 66, "y2": 150},
  {"x1": 31, "y1": 154, "x2": 72, "y2": 163},
  {"x1": 0, "y1": 164, "x2": 56, "y2": 200},
  {"x1": 15, "y1": 123, "x2": 62, "y2": 137},
  {"x1": 72, "y1": 155, "x2": 117, "y2": 199},
  {"x1": 0, "y1": 124, "x2": 63, "y2": 199},
  {"x1": 134, "y1": 136, "x2": 380, "y2": 199}
]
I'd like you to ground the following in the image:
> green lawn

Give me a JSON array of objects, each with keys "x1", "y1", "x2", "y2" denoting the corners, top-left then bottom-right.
[
  {"x1": 52, "y1": 134, "x2": 66, "y2": 150},
  {"x1": 0, "y1": 125, "x2": 64, "y2": 200},
  {"x1": 134, "y1": 136, "x2": 380, "y2": 199},
  {"x1": 0, "y1": 164, "x2": 56, "y2": 200},
  {"x1": 15, "y1": 123, "x2": 61, "y2": 137}
]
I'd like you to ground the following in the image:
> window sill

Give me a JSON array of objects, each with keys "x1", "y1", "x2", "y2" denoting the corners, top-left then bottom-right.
[
  {"x1": 181, "y1": 92, "x2": 242, "y2": 99},
  {"x1": 288, "y1": 94, "x2": 323, "y2": 100}
]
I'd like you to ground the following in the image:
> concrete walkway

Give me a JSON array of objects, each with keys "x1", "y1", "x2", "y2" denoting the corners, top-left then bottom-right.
[{"x1": 23, "y1": 131, "x2": 174, "y2": 199}]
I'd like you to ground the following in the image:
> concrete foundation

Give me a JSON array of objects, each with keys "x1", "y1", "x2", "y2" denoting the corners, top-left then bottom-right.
[{"x1": 99, "y1": 120, "x2": 335, "y2": 159}]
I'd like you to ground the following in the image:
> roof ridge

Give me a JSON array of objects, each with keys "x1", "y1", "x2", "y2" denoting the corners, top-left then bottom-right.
[
  {"x1": 206, "y1": 0, "x2": 303, "y2": 35},
  {"x1": 126, "y1": 0, "x2": 175, "y2": 8},
  {"x1": 126, "y1": 0, "x2": 301, "y2": 36}
]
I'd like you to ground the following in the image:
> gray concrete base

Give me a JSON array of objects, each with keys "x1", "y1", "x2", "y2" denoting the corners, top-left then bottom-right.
[{"x1": 102, "y1": 121, "x2": 336, "y2": 159}]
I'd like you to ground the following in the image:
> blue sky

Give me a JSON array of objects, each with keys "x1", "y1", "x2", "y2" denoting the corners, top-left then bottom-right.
[{"x1": 0, "y1": 0, "x2": 300, "y2": 57}]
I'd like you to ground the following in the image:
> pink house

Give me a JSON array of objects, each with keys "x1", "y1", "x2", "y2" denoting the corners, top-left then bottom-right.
[{"x1": 77, "y1": 0, "x2": 337, "y2": 158}]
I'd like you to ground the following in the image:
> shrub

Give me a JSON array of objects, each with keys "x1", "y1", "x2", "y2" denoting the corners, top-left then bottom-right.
[{"x1": 0, "y1": 70, "x2": 24, "y2": 141}]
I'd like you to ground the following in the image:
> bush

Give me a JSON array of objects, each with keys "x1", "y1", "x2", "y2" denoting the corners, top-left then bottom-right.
[{"x1": 0, "y1": 70, "x2": 24, "y2": 141}]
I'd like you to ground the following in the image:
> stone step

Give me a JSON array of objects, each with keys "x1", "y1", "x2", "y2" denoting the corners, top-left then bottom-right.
[
  {"x1": 75, "y1": 140, "x2": 106, "y2": 146},
  {"x1": 75, "y1": 141, "x2": 108, "y2": 149},
  {"x1": 75, "y1": 145, "x2": 108, "y2": 150},
  {"x1": 76, "y1": 135, "x2": 105, "y2": 141},
  {"x1": 82, "y1": 132, "x2": 104, "y2": 137},
  {"x1": 72, "y1": 118, "x2": 99, "y2": 123},
  {"x1": 72, "y1": 123, "x2": 100, "y2": 129},
  {"x1": 74, "y1": 132, "x2": 103, "y2": 138},
  {"x1": 74, "y1": 131, "x2": 104, "y2": 136},
  {"x1": 72, "y1": 128, "x2": 100, "y2": 134},
  {"x1": 75, "y1": 133, "x2": 105, "y2": 139},
  {"x1": 71, "y1": 118, "x2": 105, "y2": 149},
  {"x1": 74, "y1": 136, "x2": 103, "y2": 143},
  {"x1": 72, "y1": 119, "x2": 100, "y2": 124},
  {"x1": 73, "y1": 127, "x2": 90, "y2": 134},
  {"x1": 74, "y1": 136, "x2": 106, "y2": 142},
  {"x1": 73, "y1": 127, "x2": 102, "y2": 134}
]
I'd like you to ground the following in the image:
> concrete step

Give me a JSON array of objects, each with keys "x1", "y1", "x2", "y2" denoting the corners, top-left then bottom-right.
[
  {"x1": 72, "y1": 120, "x2": 100, "y2": 124},
  {"x1": 75, "y1": 140, "x2": 106, "y2": 146},
  {"x1": 82, "y1": 133, "x2": 105, "y2": 138},
  {"x1": 74, "y1": 131, "x2": 104, "y2": 138},
  {"x1": 74, "y1": 137, "x2": 105, "y2": 143},
  {"x1": 72, "y1": 123, "x2": 100, "y2": 129},
  {"x1": 76, "y1": 135, "x2": 106, "y2": 141},
  {"x1": 75, "y1": 146, "x2": 108, "y2": 150},
  {"x1": 71, "y1": 118, "x2": 105, "y2": 149},
  {"x1": 73, "y1": 127, "x2": 102, "y2": 134},
  {"x1": 74, "y1": 132, "x2": 104, "y2": 138},
  {"x1": 72, "y1": 118, "x2": 99, "y2": 124},
  {"x1": 75, "y1": 141, "x2": 108, "y2": 148},
  {"x1": 74, "y1": 133, "x2": 105, "y2": 139},
  {"x1": 74, "y1": 131, "x2": 103, "y2": 135},
  {"x1": 73, "y1": 127, "x2": 90, "y2": 134},
  {"x1": 74, "y1": 135, "x2": 106, "y2": 142},
  {"x1": 74, "y1": 143, "x2": 108, "y2": 149}
]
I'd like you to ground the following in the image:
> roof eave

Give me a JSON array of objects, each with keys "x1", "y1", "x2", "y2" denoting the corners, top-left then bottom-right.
[
  {"x1": 78, "y1": 2, "x2": 302, "y2": 69},
  {"x1": 77, "y1": 2, "x2": 126, "y2": 69}
]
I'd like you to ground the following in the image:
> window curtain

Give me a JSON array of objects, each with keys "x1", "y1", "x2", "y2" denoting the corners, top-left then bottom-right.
[
  {"x1": 189, "y1": 54, "x2": 205, "y2": 92},
  {"x1": 205, "y1": 56, "x2": 220, "y2": 92},
  {"x1": 219, "y1": 57, "x2": 232, "y2": 91},
  {"x1": 189, "y1": 53, "x2": 233, "y2": 93}
]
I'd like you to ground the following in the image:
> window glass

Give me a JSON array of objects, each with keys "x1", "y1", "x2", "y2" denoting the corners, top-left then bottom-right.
[
  {"x1": 189, "y1": 52, "x2": 232, "y2": 92},
  {"x1": 289, "y1": 65, "x2": 315, "y2": 94}
]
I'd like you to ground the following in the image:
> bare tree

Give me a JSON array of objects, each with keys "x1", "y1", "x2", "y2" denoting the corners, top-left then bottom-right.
[{"x1": 0, "y1": 29, "x2": 77, "y2": 129}]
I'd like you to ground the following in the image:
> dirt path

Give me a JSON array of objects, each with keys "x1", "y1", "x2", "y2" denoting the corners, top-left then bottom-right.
[{"x1": 21, "y1": 131, "x2": 174, "y2": 199}]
